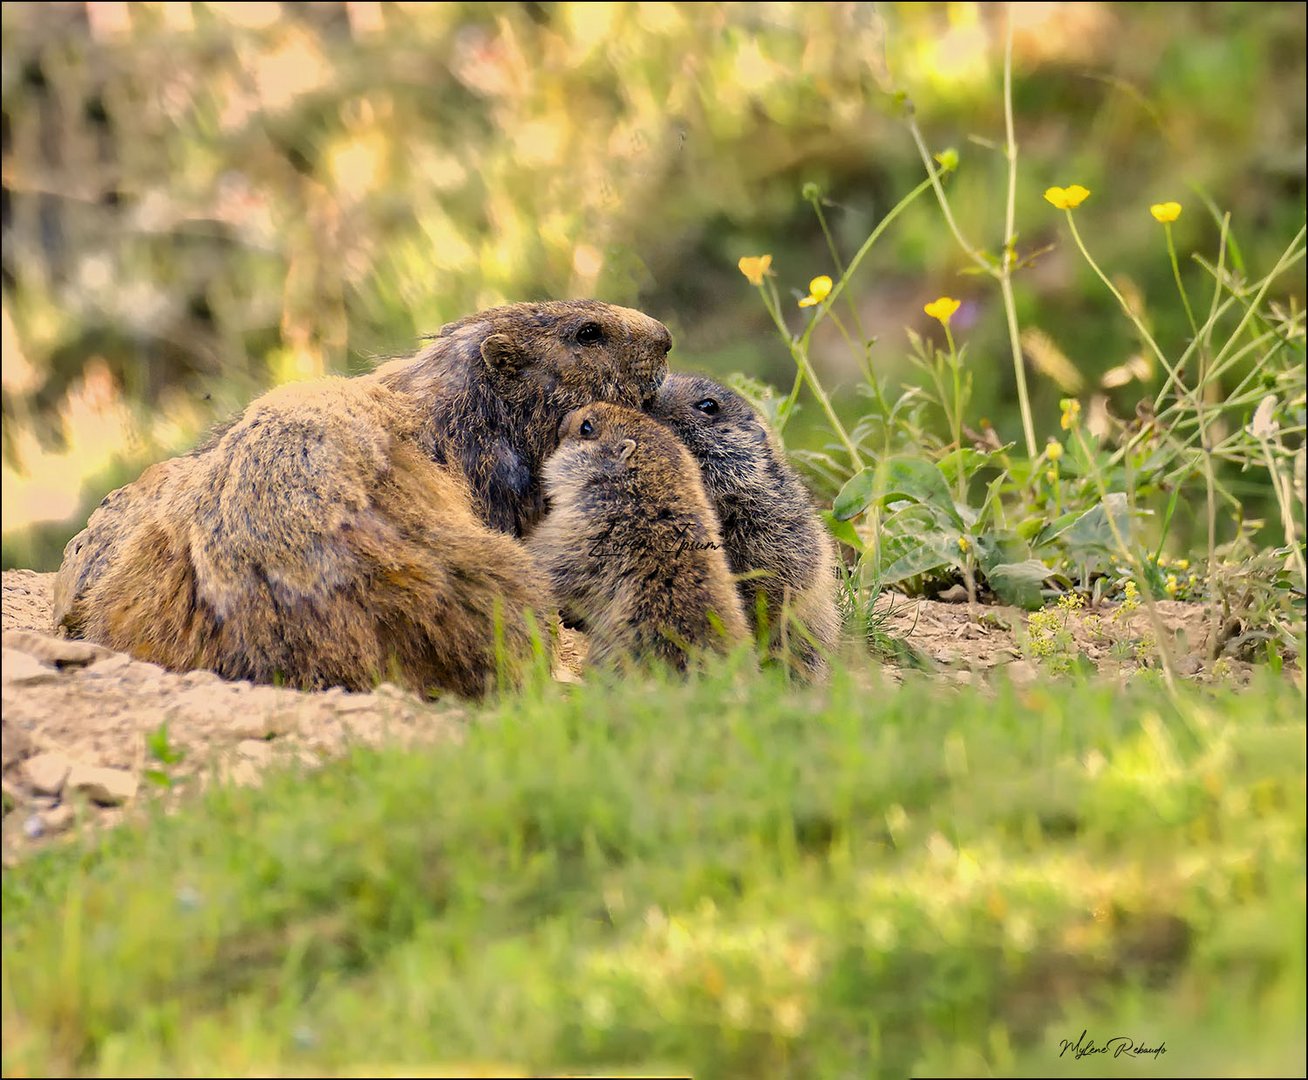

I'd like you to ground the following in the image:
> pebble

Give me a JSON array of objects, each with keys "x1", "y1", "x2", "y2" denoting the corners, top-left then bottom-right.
[
  {"x1": 66, "y1": 763, "x2": 138, "y2": 806},
  {"x1": 2, "y1": 649, "x2": 60, "y2": 687},
  {"x1": 22, "y1": 751, "x2": 73, "y2": 796},
  {"x1": 1, "y1": 631, "x2": 114, "y2": 668}
]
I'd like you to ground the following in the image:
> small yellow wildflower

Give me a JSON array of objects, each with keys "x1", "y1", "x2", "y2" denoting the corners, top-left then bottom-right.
[
  {"x1": 1059, "y1": 398, "x2": 1082, "y2": 430},
  {"x1": 737, "y1": 255, "x2": 772, "y2": 286},
  {"x1": 1045, "y1": 468, "x2": 1058, "y2": 484},
  {"x1": 1175, "y1": 558, "x2": 1190, "y2": 571},
  {"x1": 1046, "y1": 440, "x2": 1064, "y2": 462},
  {"x1": 798, "y1": 275, "x2": 833, "y2": 308},
  {"x1": 1165, "y1": 573, "x2": 1179, "y2": 597},
  {"x1": 924, "y1": 296, "x2": 961, "y2": 326},
  {"x1": 1150, "y1": 202, "x2": 1182, "y2": 223},
  {"x1": 934, "y1": 147, "x2": 959, "y2": 173},
  {"x1": 1188, "y1": 573, "x2": 1198, "y2": 588},
  {"x1": 1044, "y1": 184, "x2": 1091, "y2": 210},
  {"x1": 957, "y1": 535, "x2": 970, "y2": 553}
]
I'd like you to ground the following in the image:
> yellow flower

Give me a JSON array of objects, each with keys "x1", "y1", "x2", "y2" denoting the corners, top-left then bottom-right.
[
  {"x1": 1150, "y1": 202, "x2": 1182, "y2": 223},
  {"x1": 737, "y1": 255, "x2": 772, "y2": 286},
  {"x1": 934, "y1": 148, "x2": 959, "y2": 173},
  {"x1": 798, "y1": 275, "x2": 833, "y2": 308},
  {"x1": 1046, "y1": 440, "x2": 1064, "y2": 462},
  {"x1": 1059, "y1": 398, "x2": 1082, "y2": 430},
  {"x1": 1044, "y1": 184, "x2": 1091, "y2": 210},
  {"x1": 957, "y1": 535, "x2": 970, "y2": 553},
  {"x1": 1045, "y1": 468, "x2": 1058, "y2": 484},
  {"x1": 923, "y1": 296, "x2": 961, "y2": 326},
  {"x1": 1165, "y1": 573, "x2": 1179, "y2": 597},
  {"x1": 1175, "y1": 558, "x2": 1189, "y2": 571}
]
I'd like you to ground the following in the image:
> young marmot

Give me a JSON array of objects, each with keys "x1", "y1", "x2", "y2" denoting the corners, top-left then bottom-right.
[
  {"x1": 527, "y1": 403, "x2": 750, "y2": 671},
  {"x1": 649, "y1": 373, "x2": 841, "y2": 678},
  {"x1": 54, "y1": 300, "x2": 673, "y2": 697}
]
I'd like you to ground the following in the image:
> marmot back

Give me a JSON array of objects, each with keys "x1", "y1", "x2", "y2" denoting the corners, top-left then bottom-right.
[
  {"x1": 650, "y1": 372, "x2": 841, "y2": 678},
  {"x1": 527, "y1": 403, "x2": 749, "y2": 672},
  {"x1": 55, "y1": 300, "x2": 673, "y2": 697}
]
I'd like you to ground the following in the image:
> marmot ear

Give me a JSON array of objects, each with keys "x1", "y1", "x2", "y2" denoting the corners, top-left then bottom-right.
[
  {"x1": 618, "y1": 438, "x2": 637, "y2": 462},
  {"x1": 480, "y1": 333, "x2": 521, "y2": 372}
]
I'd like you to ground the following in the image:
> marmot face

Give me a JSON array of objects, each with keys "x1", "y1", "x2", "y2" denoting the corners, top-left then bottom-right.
[
  {"x1": 544, "y1": 403, "x2": 659, "y2": 495},
  {"x1": 379, "y1": 300, "x2": 673, "y2": 536},
  {"x1": 649, "y1": 372, "x2": 774, "y2": 494}
]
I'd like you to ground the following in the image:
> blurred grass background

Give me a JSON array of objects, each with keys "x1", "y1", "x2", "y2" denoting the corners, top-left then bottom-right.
[{"x1": 2, "y1": 1, "x2": 1305, "y2": 570}]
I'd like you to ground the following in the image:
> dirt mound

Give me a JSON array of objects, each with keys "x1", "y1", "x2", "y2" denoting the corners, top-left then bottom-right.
[{"x1": 2, "y1": 571, "x2": 469, "y2": 865}]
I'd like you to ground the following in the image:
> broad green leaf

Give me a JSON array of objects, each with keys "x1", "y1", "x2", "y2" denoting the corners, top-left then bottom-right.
[
  {"x1": 986, "y1": 559, "x2": 1053, "y2": 610},
  {"x1": 1034, "y1": 493, "x2": 1133, "y2": 554},
  {"x1": 833, "y1": 466, "x2": 877, "y2": 520},
  {"x1": 821, "y1": 510, "x2": 865, "y2": 552},
  {"x1": 1060, "y1": 493, "x2": 1134, "y2": 555}
]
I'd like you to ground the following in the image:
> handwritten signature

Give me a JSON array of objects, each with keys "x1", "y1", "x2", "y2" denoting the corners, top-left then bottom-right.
[
  {"x1": 1059, "y1": 1029, "x2": 1166, "y2": 1060},
  {"x1": 588, "y1": 521, "x2": 721, "y2": 559}
]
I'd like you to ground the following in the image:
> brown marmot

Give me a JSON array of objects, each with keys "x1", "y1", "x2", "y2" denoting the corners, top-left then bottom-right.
[
  {"x1": 54, "y1": 300, "x2": 672, "y2": 697},
  {"x1": 649, "y1": 372, "x2": 841, "y2": 678},
  {"x1": 526, "y1": 403, "x2": 750, "y2": 671}
]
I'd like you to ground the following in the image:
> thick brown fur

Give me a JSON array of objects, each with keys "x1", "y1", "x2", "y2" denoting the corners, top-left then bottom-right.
[
  {"x1": 527, "y1": 403, "x2": 749, "y2": 671},
  {"x1": 649, "y1": 373, "x2": 841, "y2": 679},
  {"x1": 54, "y1": 301, "x2": 672, "y2": 696}
]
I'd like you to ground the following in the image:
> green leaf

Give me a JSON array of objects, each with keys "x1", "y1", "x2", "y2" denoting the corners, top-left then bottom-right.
[
  {"x1": 147, "y1": 721, "x2": 185, "y2": 766},
  {"x1": 835, "y1": 456, "x2": 963, "y2": 524},
  {"x1": 821, "y1": 511, "x2": 865, "y2": 552},
  {"x1": 144, "y1": 769, "x2": 173, "y2": 789},
  {"x1": 833, "y1": 467, "x2": 877, "y2": 520},
  {"x1": 1034, "y1": 494, "x2": 1133, "y2": 555},
  {"x1": 986, "y1": 559, "x2": 1053, "y2": 610}
]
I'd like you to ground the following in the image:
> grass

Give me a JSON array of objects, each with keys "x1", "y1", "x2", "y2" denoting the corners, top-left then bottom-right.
[{"x1": 3, "y1": 658, "x2": 1304, "y2": 1078}]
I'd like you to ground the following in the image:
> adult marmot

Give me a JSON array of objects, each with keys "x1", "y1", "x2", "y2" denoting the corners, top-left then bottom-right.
[
  {"x1": 650, "y1": 373, "x2": 841, "y2": 678},
  {"x1": 527, "y1": 403, "x2": 749, "y2": 671},
  {"x1": 54, "y1": 301, "x2": 672, "y2": 697}
]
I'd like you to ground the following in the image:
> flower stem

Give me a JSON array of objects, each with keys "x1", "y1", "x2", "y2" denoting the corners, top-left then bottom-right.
[
  {"x1": 1063, "y1": 210, "x2": 1185, "y2": 393},
  {"x1": 1164, "y1": 223, "x2": 1198, "y2": 338}
]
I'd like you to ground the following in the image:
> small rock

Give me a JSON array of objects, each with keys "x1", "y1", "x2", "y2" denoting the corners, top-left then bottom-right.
[
  {"x1": 1176, "y1": 655, "x2": 1203, "y2": 676},
  {"x1": 1, "y1": 631, "x2": 115, "y2": 668},
  {"x1": 66, "y1": 764, "x2": 138, "y2": 806},
  {"x1": 180, "y1": 669, "x2": 221, "y2": 687},
  {"x1": 22, "y1": 751, "x2": 73, "y2": 796},
  {"x1": 81, "y1": 653, "x2": 132, "y2": 677},
  {"x1": 1, "y1": 649, "x2": 59, "y2": 686},
  {"x1": 40, "y1": 804, "x2": 75, "y2": 834},
  {"x1": 22, "y1": 814, "x2": 44, "y2": 840}
]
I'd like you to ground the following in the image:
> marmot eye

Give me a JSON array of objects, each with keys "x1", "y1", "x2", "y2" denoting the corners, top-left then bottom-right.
[
  {"x1": 576, "y1": 322, "x2": 604, "y2": 346},
  {"x1": 578, "y1": 418, "x2": 595, "y2": 438},
  {"x1": 693, "y1": 398, "x2": 720, "y2": 416}
]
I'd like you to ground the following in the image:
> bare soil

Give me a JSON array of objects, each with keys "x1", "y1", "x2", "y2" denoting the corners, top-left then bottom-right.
[{"x1": 0, "y1": 569, "x2": 1265, "y2": 864}]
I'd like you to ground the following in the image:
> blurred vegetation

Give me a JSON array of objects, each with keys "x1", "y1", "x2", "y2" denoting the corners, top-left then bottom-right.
[
  {"x1": 2, "y1": 1, "x2": 1305, "y2": 569},
  {"x1": 3, "y1": 665, "x2": 1305, "y2": 1076}
]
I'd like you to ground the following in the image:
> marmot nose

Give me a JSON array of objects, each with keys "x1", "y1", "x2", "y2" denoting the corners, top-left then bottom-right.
[{"x1": 652, "y1": 323, "x2": 672, "y2": 355}]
